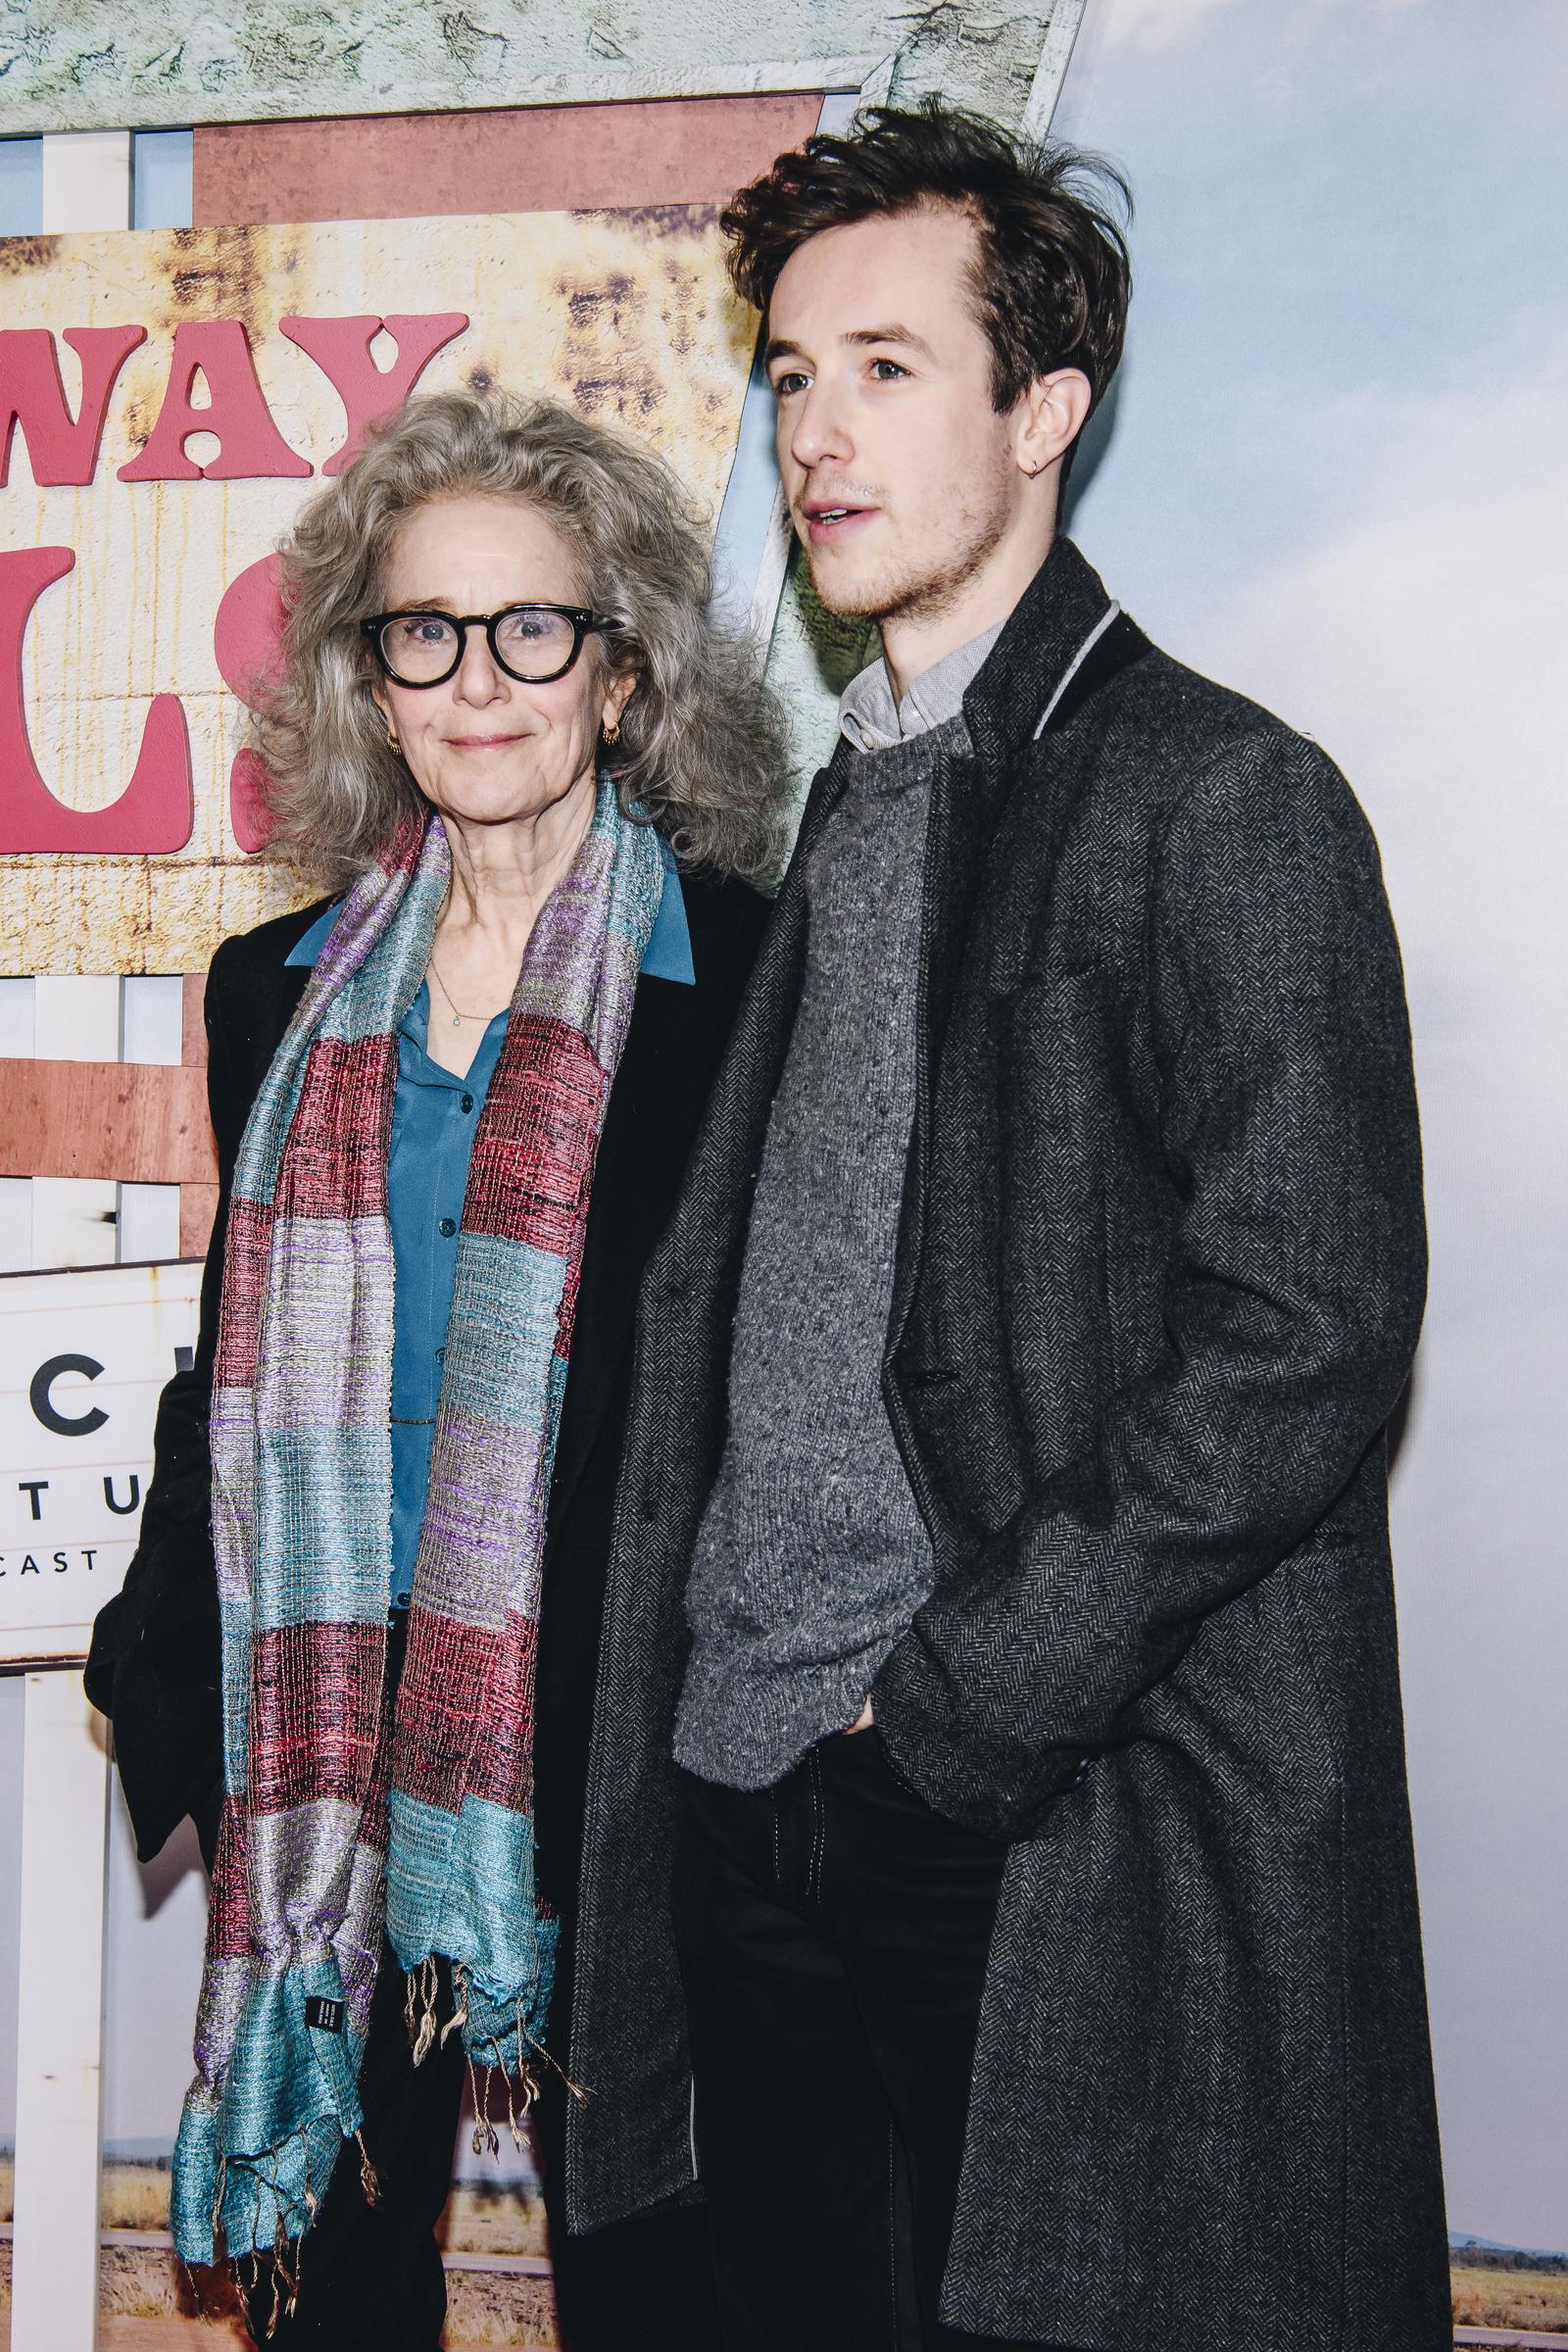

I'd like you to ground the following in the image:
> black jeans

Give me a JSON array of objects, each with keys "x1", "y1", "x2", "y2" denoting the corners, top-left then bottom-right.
[{"x1": 672, "y1": 1726, "x2": 1024, "y2": 2352}]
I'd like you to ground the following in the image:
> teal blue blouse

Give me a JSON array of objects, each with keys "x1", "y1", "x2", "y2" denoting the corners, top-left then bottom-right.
[{"x1": 284, "y1": 839, "x2": 693, "y2": 1605}]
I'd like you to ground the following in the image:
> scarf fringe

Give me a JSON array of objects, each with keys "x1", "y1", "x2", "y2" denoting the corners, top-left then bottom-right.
[
  {"x1": 356, "y1": 2126, "x2": 382, "y2": 2208},
  {"x1": 407, "y1": 1954, "x2": 442, "y2": 2068}
]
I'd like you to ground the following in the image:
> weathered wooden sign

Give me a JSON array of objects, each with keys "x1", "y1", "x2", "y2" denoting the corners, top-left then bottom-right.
[
  {"x1": 0, "y1": 1258, "x2": 202, "y2": 1662},
  {"x1": 0, "y1": 208, "x2": 755, "y2": 975}
]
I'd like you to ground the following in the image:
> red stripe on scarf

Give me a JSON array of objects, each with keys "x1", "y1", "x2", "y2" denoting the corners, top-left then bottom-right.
[
  {"x1": 273, "y1": 1032, "x2": 398, "y2": 1222},
  {"x1": 207, "y1": 1797, "x2": 252, "y2": 1959},
  {"x1": 392, "y1": 1606, "x2": 539, "y2": 1816},
  {"x1": 213, "y1": 1197, "x2": 275, "y2": 1389},
  {"x1": 464, "y1": 1012, "x2": 605, "y2": 1252},
  {"x1": 248, "y1": 1621, "x2": 388, "y2": 1813}
]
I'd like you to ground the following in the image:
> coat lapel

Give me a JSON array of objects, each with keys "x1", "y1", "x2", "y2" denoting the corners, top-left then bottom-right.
[
  {"x1": 887, "y1": 540, "x2": 1124, "y2": 1361},
  {"x1": 918, "y1": 538, "x2": 1120, "y2": 1076}
]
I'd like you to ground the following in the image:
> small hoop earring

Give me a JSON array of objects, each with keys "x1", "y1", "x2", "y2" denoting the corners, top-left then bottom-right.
[
  {"x1": 386, "y1": 726, "x2": 400, "y2": 754},
  {"x1": 602, "y1": 718, "x2": 620, "y2": 746}
]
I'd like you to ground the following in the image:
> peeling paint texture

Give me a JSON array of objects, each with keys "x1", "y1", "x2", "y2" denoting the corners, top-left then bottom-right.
[
  {"x1": 1, "y1": 0, "x2": 1058, "y2": 134},
  {"x1": 0, "y1": 208, "x2": 755, "y2": 974}
]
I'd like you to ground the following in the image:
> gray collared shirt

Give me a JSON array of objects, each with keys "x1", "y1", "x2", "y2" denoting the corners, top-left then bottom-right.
[{"x1": 836, "y1": 622, "x2": 1004, "y2": 755}]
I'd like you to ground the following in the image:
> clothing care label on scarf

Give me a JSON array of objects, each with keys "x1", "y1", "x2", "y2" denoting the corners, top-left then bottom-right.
[{"x1": 0, "y1": 1258, "x2": 201, "y2": 1664}]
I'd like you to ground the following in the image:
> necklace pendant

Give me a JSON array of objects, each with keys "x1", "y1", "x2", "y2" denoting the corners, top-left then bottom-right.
[{"x1": 453, "y1": 1014, "x2": 462, "y2": 1028}]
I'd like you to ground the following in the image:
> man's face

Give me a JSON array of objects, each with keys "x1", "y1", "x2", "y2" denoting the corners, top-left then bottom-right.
[{"x1": 764, "y1": 204, "x2": 1025, "y2": 627}]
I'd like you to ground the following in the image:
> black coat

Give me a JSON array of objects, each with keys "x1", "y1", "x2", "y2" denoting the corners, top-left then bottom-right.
[
  {"x1": 83, "y1": 867, "x2": 767, "y2": 1912},
  {"x1": 562, "y1": 540, "x2": 1451, "y2": 2350}
]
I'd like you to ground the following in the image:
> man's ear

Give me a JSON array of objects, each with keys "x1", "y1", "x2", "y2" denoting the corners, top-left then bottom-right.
[{"x1": 1014, "y1": 367, "x2": 1094, "y2": 482}]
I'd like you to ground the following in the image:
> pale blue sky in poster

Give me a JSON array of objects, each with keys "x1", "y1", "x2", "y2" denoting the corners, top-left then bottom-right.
[{"x1": 1057, "y1": 0, "x2": 1568, "y2": 2252}]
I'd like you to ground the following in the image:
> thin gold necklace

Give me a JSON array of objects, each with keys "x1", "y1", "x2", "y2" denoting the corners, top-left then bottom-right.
[{"x1": 427, "y1": 956, "x2": 501, "y2": 1029}]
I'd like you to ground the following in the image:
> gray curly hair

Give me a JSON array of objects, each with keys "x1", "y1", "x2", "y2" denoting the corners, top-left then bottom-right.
[{"x1": 254, "y1": 389, "x2": 793, "y2": 888}]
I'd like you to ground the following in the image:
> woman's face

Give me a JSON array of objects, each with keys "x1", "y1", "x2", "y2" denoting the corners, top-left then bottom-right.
[{"x1": 368, "y1": 492, "x2": 632, "y2": 838}]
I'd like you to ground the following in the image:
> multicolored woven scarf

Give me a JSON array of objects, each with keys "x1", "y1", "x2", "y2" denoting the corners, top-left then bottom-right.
[{"x1": 171, "y1": 778, "x2": 663, "y2": 2276}]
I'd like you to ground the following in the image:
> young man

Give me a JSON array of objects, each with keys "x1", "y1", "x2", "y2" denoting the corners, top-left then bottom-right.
[{"x1": 558, "y1": 105, "x2": 1451, "y2": 2350}]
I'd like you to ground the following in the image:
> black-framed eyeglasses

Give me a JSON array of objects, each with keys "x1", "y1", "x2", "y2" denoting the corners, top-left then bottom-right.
[{"x1": 360, "y1": 603, "x2": 618, "y2": 688}]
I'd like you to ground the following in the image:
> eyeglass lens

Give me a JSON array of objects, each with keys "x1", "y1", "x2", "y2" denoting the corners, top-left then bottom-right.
[{"x1": 378, "y1": 607, "x2": 580, "y2": 683}]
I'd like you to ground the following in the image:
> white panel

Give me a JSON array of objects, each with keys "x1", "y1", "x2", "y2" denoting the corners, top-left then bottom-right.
[
  {"x1": 119, "y1": 974, "x2": 184, "y2": 1066},
  {"x1": 130, "y1": 127, "x2": 194, "y2": 231},
  {"x1": 30, "y1": 1178, "x2": 119, "y2": 1271},
  {"x1": 39, "y1": 128, "x2": 132, "y2": 232},
  {"x1": 0, "y1": 977, "x2": 37, "y2": 1059},
  {"x1": 11, "y1": 1672, "x2": 110, "y2": 2352},
  {"x1": 33, "y1": 976, "x2": 120, "y2": 1064},
  {"x1": 816, "y1": 87, "x2": 865, "y2": 134},
  {"x1": 0, "y1": 1179, "x2": 34, "y2": 1275},
  {"x1": 1022, "y1": 0, "x2": 1090, "y2": 139},
  {"x1": 117, "y1": 1181, "x2": 181, "y2": 1264},
  {"x1": 817, "y1": 59, "x2": 891, "y2": 133}
]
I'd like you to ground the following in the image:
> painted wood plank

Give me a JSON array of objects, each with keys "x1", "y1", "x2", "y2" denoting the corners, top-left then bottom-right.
[
  {"x1": 179, "y1": 1183, "x2": 220, "y2": 1259},
  {"x1": 1022, "y1": 0, "x2": 1091, "y2": 138},
  {"x1": 0, "y1": 1061, "x2": 217, "y2": 1185},
  {"x1": 39, "y1": 129, "x2": 132, "y2": 231},
  {"x1": 191, "y1": 91, "x2": 824, "y2": 228},
  {"x1": 119, "y1": 975, "x2": 184, "y2": 1066},
  {"x1": 0, "y1": 135, "x2": 43, "y2": 235},
  {"x1": 28, "y1": 1178, "x2": 120, "y2": 1270},
  {"x1": 181, "y1": 973, "x2": 208, "y2": 1068},
  {"x1": 4, "y1": 45, "x2": 908, "y2": 140},
  {"x1": 710, "y1": 339, "x2": 789, "y2": 640},
  {"x1": 0, "y1": 979, "x2": 36, "y2": 1060},
  {"x1": 0, "y1": 1180, "x2": 33, "y2": 1275},
  {"x1": 130, "y1": 127, "x2": 193, "y2": 229},
  {"x1": 117, "y1": 1181, "x2": 182, "y2": 1263},
  {"x1": 10, "y1": 1672, "x2": 111, "y2": 2352},
  {"x1": 33, "y1": 978, "x2": 120, "y2": 1065}
]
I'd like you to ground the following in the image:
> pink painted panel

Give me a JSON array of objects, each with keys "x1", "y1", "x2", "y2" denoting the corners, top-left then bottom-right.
[
  {"x1": 0, "y1": 1061, "x2": 217, "y2": 1184},
  {"x1": 193, "y1": 93, "x2": 823, "y2": 227}
]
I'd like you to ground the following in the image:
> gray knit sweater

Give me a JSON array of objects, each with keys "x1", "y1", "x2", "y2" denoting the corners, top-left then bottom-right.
[{"x1": 673, "y1": 715, "x2": 965, "y2": 1788}]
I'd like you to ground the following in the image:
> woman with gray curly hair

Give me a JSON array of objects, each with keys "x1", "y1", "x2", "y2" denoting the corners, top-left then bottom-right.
[{"x1": 87, "y1": 389, "x2": 788, "y2": 2352}]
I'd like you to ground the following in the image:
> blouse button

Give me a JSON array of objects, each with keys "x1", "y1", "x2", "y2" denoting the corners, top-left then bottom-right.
[
  {"x1": 438, "y1": 1216, "x2": 457, "y2": 1238},
  {"x1": 461, "y1": 1093, "x2": 474, "y2": 1113}
]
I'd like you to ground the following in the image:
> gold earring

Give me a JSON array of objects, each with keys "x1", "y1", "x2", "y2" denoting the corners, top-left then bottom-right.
[
  {"x1": 602, "y1": 718, "x2": 620, "y2": 746},
  {"x1": 386, "y1": 726, "x2": 400, "y2": 754}
]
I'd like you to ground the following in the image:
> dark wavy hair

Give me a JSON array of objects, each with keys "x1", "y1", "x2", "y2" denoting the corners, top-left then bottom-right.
[{"x1": 722, "y1": 100, "x2": 1132, "y2": 464}]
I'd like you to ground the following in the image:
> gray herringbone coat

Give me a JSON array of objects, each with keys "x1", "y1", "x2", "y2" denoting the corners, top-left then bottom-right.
[{"x1": 559, "y1": 539, "x2": 1451, "y2": 2350}]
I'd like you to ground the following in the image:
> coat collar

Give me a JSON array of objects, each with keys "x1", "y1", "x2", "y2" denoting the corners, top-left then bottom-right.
[{"x1": 960, "y1": 535, "x2": 1116, "y2": 776}]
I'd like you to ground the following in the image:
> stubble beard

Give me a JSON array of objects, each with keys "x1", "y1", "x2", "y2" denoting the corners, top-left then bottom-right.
[{"x1": 804, "y1": 480, "x2": 1015, "y2": 631}]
